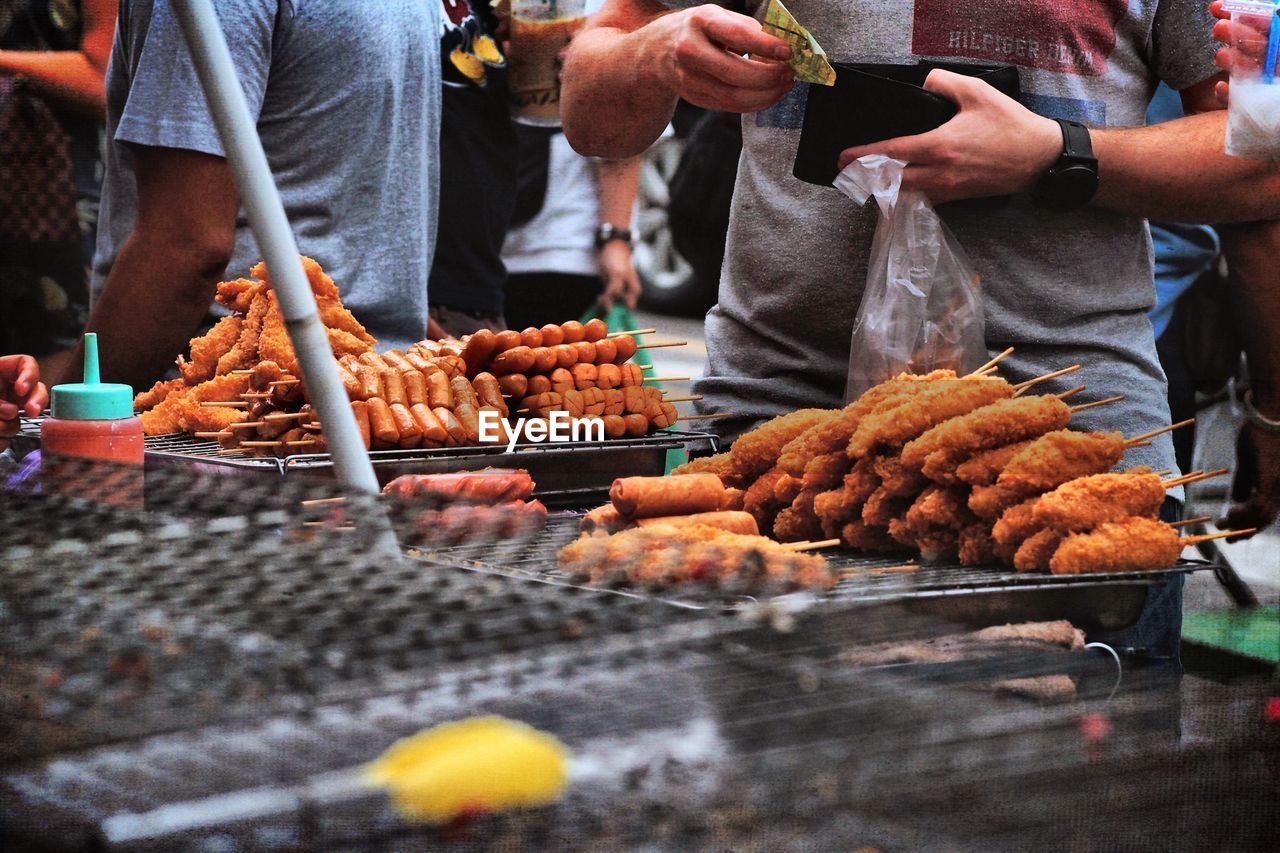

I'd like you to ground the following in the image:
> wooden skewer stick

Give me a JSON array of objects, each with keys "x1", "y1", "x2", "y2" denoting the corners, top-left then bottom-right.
[
  {"x1": 635, "y1": 340, "x2": 687, "y2": 350},
  {"x1": 1169, "y1": 515, "x2": 1213, "y2": 529},
  {"x1": 641, "y1": 364, "x2": 654, "y2": 371},
  {"x1": 967, "y1": 347, "x2": 1014, "y2": 377},
  {"x1": 263, "y1": 410, "x2": 311, "y2": 423},
  {"x1": 300, "y1": 497, "x2": 347, "y2": 507},
  {"x1": 662, "y1": 395, "x2": 703, "y2": 404},
  {"x1": 1163, "y1": 467, "x2": 1229, "y2": 489},
  {"x1": 606, "y1": 328, "x2": 656, "y2": 338},
  {"x1": 648, "y1": 376, "x2": 691, "y2": 382},
  {"x1": 1182, "y1": 528, "x2": 1257, "y2": 545},
  {"x1": 1069, "y1": 395, "x2": 1125, "y2": 414},
  {"x1": 1125, "y1": 417, "x2": 1195, "y2": 447},
  {"x1": 229, "y1": 369, "x2": 254, "y2": 375},
  {"x1": 1127, "y1": 439, "x2": 1152, "y2": 449},
  {"x1": 241, "y1": 391, "x2": 272, "y2": 399},
  {"x1": 228, "y1": 421, "x2": 266, "y2": 430},
  {"x1": 870, "y1": 564, "x2": 921, "y2": 575},
  {"x1": 1055, "y1": 385, "x2": 1087, "y2": 400},
  {"x1": 269, "y1": 378, "x2": 301, "y2": 387},
  {"x1": 1153, "y1": 470, "x2": 1174, "y2": 477},
  {"x1": 675, "y1": 412, "x2": 739, "y2": 422},
  {"x1": 1012, "y1": 364, "x2": 1082, "y2": 393},
  {"x1": 215, "y1": 448, "x2": 246, "y2": 455},
  {"x1": 780, "y1": 538, "x2": 841, "y2": 551},
  {"x1": 200, "y1": 401, "x2": 249, "y2": 408},
  {"x1": 239, "y1": 440, "x2": 285, "y2": 448},
  {"x1": 194, "y1": 431, "x2": 232, "y2": 439}
]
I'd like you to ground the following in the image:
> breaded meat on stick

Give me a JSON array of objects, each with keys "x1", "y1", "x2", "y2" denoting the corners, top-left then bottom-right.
[
  {"x1": 727, "y1": 408, "x2": 834, "y2": 481},
  {"x1": 1032, "y1": 468, "x2": 1166, "y2": 533},
  {"x1": 1049, "y1": 517, "x2": 1182, "y2": 574},
  {"x1": 847, "y1": 377, "x2": 1014, "y2": 459},
  {"x1": 773, "y1": 488, "x2": 825, "y2": 542},
  {"x1": 953, "y1": 439, "x2": 1034, "y2": 487},
  {"x1": 901, "y1": 395, "x2": 1072, "y2": 483},
  {"x1": 177, "y1": 314, "x2": 243, "y2": 385},
  {"x1": 671, "y1": 452, "x2": 744, "y2": 488},
  {"x1": 969, "y1": 430, "x2": 1130, "y2": 520}
]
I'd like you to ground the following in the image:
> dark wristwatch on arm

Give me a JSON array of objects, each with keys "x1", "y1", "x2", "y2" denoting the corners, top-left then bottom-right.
[
  {"x1": 1032, "y1": 119, "x2": 1099, "y2": 212},
  {"x1": 595, "y1": 223, "x2": 632, "y2": 249}
]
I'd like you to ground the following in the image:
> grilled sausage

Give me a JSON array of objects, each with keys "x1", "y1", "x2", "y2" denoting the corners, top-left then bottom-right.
[
  {"x1": 337, "y1": 363, "x2": 362, "y2": 401},
  {"x1": 573, "y1": 341, "x2": 597, "y2": 365},
  {"x1": 551, "y1": 343, "x2": 578, "y2": 369},
  {"x1": 410, "y1": 403, "x2": 448, "y2": 447},
  {"x1": 539, "y1": 324, "x2": 565, "y2": 346},
  {"x1": 571, "y1": 363, "x2": 598, "y2": 390},
  {"x1": 404, "y1": 348, "x2": 436, "y2": 374},
  {"x1": 498, "y1": 373, "x2": 529, "y2": 399},
  {"x1": 620, "y1": 363, "x2": 646, "y2": 387},
  {"x1": 472, "y1": 372, "x2": 507, "y2": 416},
  {"x1": 367, "y1": 397, "x2": 400, "y2": 447},
  {"x1": 390, "y1": 402, "x2": 423, "y2": 448},
  {"x1": 623, "y1": 413, "x2": 649, "y2": 437},
  {"x1": 561, "y1": 320, "x2": 586, "y2": 344},
  {"x1": 622, "y1": 386, "x2": 648, "y2": 414},
  {"x1": 531, "y1": 346, "x2": 557, "y2": 374},
  {"x1": 381, "y1": 350, "x2": 416, "y2": 373},
  {"x1": 581, "y1": 386, "x2": 606, "y2": 416},
  {"x1": 593, "y1": 338, "x2": 618, "y2": 365},
  {"x1": 562, "y1": 389, "x2": 585, "y2": 417},
  {"x1": 520, "y1": 327, "x2": 543, "y2": 348},
  {"x1": 613, "y1": 335, "x2": 638, "y2": 362},
  {"x1": 460, "y1": 328, "x2": 497, "y2": 375},
  {"x1": 453, "y1": 402, "x2": 482, "y2": 445},
  {"x1": 403, "y1": 369, "x2": 428, "y2": 406},
  {"x1": 449, "y1": 375, "x2": 479, "y2": 410},
  {"x1": 527, "y1": 374, "x2": 552, "y2": 396},
  {"x1": 427, "y1": 370, "x2": 452, "y2": 409},
  {"x1": 610, "y1": 473, "x2": 725, "y2": 519},
  {"x1": 491, "y1": 345, "x2": 536, "y2": 376},
  {"x1": 358, "y1": 351, "x2": 390, "y2": 370},
  {"x1": 550, "y1": 368, "x2": 575, "y2": 394},
  {"x1": 433, "y1": 355, "x2": 467, "y2": 380},
  {"x1": 380, "y1": 369, "x2": 406, "y2": 406},
  {"x1": 596, "y1": 363, "x2": 622, "y2": 390},
  {"x1": 434, "y1": 406, "x2": 466, "y2": 446},
  {"x1": 492, "y1": 329, "x2": 522, "y2": 353},
  {"x1": 602, "y1": 388, "x2": 625, "y2": 416},
  {"x1": 350, "y1": 401, "x2": 372, "y2": 449},
  {"x1": 602, "y1": 413, "x2": 627, "y2": 439},
  {"x1": 583, "y1": 317, "x2": 608, "y2": 342},
  {"x1": 356, "y1": 364, "x2": 381, "y2": 402}
]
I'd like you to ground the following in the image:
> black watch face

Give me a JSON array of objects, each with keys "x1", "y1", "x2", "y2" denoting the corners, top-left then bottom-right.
[{"x1": 1043, "y1": 164, "x2": 1099, "y2": 211}]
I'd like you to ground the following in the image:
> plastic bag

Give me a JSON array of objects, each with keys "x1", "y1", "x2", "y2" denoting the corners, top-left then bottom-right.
[
  {"x1": 1221, "y1": 1, "x2": 1280, "y2": 160},
  {"x1": 834, "y1": 154, "x2": 987, "y2": 401}
]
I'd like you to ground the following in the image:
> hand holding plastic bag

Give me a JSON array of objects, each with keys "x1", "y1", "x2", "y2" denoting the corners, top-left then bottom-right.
[{"x1": 834, "y1": 154, "x2": 987, "y2": 401}]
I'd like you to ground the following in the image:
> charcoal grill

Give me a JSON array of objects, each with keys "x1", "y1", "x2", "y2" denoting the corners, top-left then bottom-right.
[
  {"x1": 415, "y1": 515, "x2": 1215, "y2": 634},
  {"x1": 17, "y1": 416, "x2": 716, "y2": 504}
]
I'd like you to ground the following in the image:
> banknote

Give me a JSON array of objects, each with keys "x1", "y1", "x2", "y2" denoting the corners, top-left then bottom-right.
[{"x1": 760, "y1": 0, "x2": 836, "y2": 86}]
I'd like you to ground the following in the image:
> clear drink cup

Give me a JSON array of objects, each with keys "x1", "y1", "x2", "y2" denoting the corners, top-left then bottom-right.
[
  {"x1": 1221, "y1": 1, "x2": 1280, "y2": 160},
  {"x1": 508, "y1": 0, "x2": 587, "y2": 127}
]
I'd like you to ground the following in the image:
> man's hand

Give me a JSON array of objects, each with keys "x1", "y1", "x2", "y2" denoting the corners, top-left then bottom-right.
[
  {"x1": 837, "y1": 69, "x2": 1063, "y2": 204},
  {"x1": 1222, "y1": 422, "x2": 1280, "y2": 536},
  {"x1": 0, "y1": 355, "x2": 49, "y2": 452},
  {"x1": 647, "y1": 5, "x2": 794, "y2": 114},
  {"x1": 1210, "y1": 0, "x2": 1272, "y2": 105},
  {"x1": 598, "y1": 241, "x2": 642, "y2": 309}
]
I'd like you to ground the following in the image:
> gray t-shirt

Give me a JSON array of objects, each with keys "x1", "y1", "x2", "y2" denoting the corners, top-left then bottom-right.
[
  {"x1": 92, "y1": 0, "x2": 442, "y2": 352},
  {"x1": 677, "y1": 0, "x2": 1217, "y2": 474}
]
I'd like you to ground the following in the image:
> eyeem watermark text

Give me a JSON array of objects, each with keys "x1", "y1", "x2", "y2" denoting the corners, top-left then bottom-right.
[{"x1": 479, "y1": 409, "x2": 604, "y2": 453}]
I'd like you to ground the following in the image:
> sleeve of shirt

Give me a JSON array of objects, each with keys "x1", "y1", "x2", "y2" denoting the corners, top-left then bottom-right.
[
  {"x1": 114, "y1": 0, "x2": 280, "y2": 157},
  {"x1": 1150, "y1": 0, "x2": 1221, "y2": 91}
]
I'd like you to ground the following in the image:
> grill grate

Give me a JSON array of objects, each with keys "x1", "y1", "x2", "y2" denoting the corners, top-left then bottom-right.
[{"x1": 415, "y1": 515, "x2": 1213, "y2": 611}]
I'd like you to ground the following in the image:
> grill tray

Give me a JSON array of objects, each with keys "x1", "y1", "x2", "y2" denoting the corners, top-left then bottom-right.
[{"x1": 416, "y1": 516, "x2": 1214, "y2": 633}]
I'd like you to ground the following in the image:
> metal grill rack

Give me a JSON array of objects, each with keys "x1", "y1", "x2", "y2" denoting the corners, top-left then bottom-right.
[{"x1": 414, "y1": 515, "x2": 1215, "y2": 632}]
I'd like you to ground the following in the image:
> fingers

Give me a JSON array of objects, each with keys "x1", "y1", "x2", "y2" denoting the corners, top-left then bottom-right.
[
  {"x1": 1209, "y1": 0, "x2": 1229, "y2": 20},
  {"x1": 838, "y1": 127, "x2": 946, "y2": 170},
  {"x1": 696, "y1": 9, "x2": 791, "y2": 61},
  {"x1": 683, "y1": 77, "x2": 793, "y2": 114},
  {"x1": 25, "y1": 382, "x2": 49, "y2": 418},
  {"x1": 1215, "y1": 79, "x2": 1230, "y2": 106},
  {"x1": 0, "y1": 354, "x2": 39, "y2": 398},
  {"x1": 0, "y1": 401, "x2": 17, "y2": 421},
  {"x1": 921, "y1": 68, "x2": 981, "y2": 106}
]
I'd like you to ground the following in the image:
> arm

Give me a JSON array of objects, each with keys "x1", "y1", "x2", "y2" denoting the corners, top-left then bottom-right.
[
  {"x1": 77, "y1": 147, "x2": 239, "y2": 389},
  {"x1": 838, "y1": 72, "x2": 1280, "y2": 223},
  {"x1": 595, "y1": 156, "x2": 643, "y2": 308},
  {"x1": 0, "y1": 0, "x2": 115, "y2": 115},
  {"x1": 561, "y1": 0, "x2": 792, "y2": 158},
  {"x1": 1218, "y1": 220, "x2": 1280, "y2": 535}
]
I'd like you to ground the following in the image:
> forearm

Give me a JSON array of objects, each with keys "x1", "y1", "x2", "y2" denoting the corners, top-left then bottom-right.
[
  {"x1": 81, "y1": 235, "x2": 226, "y2": 389},
  {"x1": 1218, "y1": 220, "x2": 1280, "y2": 415},
  {"x1": 1092, "y1": 112, "x2": 1280, "y2": 223},
  {"x1": 596, "y1": 156, "x2": 642, "y2": 226},
  {"x1": 562, "y1": 25, "x2": 678, "y2": 158},
  {"x1": 0, "y1": 50, "x2": 106, "y2": 114}
]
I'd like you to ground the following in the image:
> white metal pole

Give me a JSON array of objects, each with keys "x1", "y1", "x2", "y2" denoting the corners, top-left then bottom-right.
[{"x1": 170, "y1": 0, "x2": 380, "y2": 496}]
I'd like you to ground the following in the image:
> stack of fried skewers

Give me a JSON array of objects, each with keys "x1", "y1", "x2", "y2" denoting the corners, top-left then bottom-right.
[
  {"x1": 674, "y1": 353, "x2": 1252, "y2": 575},
  {"x1": 132, "y1": 260, "x2": 714, "y2": 456}
]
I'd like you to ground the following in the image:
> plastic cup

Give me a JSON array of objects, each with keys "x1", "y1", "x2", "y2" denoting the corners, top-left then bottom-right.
[
  {"x1": 508, "y1": 0, "x2": 587, "y2": 127},
  {"x1": 1221, "y1": 1, "x2": 1280, "y2": 160}
]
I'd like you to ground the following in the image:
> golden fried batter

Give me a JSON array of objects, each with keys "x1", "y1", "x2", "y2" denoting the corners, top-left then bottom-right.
[
  {"x1": 954, "y1": 440, "x2": 1034, "y2": 487},
  {"x1": 840, "y1": 520, "x2": 903, "y2": 552},
  {"x1": 139, "y1": 373, "x2": 252, "y2": 436},
  {"x1": 671, "y1": 452, "x2": 744, "y2": 488},
  {"x1": 847, "y1": 378, "x2": 1014, "y2": 459},
  {"x1": 215, "y1": 289, "x2": 269, "y2": 375},
  {"x1": 1050, "y1": 517, "x2": 1182, "y2": 575},
  {"x1": 773, "y1": 488, "x2": 823, "y2": 542},
  {"x1": 958, "y1": 523, "x2": 996, "y2": 566},
  {"x1": 996, "y1": 430, "x2": 1126, "y2": 494},
  {"x1": 177, "y1": 314, "x2": 243, "y2": 385},
  {"x1": 1032, "y1": 469, "x2": 1165, "y2": 533},
  {"x1": 901, "y1": 394, "x2": 1071, "y2": 475},
  {"x1": 1012, "y1": 528, "x2": 1065, "y2": 573},
  {"x1": 133, "y1": 378, "x2": 185, "y2": 412},
  {"x1": 728, "y1": 408, "x2": 835, "y2": 481}
]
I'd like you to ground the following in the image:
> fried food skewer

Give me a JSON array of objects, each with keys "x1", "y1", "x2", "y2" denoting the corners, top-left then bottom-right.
[
  {"x1": 1011, "y1": 364, "x2": 1082, "y2": 394},
  {"x1": 967, "y1": 347, "x2": 1014, "y2": 377},
  {"x1": 1067, "y1": 395, "x2": 1125, "y2": 413}
]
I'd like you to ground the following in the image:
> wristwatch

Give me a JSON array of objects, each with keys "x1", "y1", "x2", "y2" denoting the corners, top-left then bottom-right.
[
  {"x1": 595, "y1": 223, "x2": 632, "y2": 249},
  {"x1": 1032, "y1": 119, "x2": 1099, "y2": 212}
]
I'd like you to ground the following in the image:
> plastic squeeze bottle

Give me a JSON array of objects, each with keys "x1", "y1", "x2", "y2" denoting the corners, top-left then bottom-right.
[{"x1": 40, "y1": 333, "x2": 144, "y2": 465}]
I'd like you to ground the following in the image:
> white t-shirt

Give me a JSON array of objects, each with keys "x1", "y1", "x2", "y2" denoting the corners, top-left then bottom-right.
[{"x1": 502, "y1": 132, "x2": 601, "y2": 277}]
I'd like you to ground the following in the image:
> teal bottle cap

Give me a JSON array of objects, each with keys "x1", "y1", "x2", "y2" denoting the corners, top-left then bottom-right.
[{"x1": 50, "y1": 333, "x2": 135, "y2": 420}]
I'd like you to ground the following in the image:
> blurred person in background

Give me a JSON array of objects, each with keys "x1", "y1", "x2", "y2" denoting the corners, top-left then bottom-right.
[
  {"x1": 0, "y1": 0, "x2": 116, "y2": 382},
  {"x1": 83, "y1": 1, "x2": 442, "y2": 391},
  {"x1": 501, "y1": 138, "x2": 643, "y2": 329},
  {"x1": 426, "y1": 0, "x2": 517, "y2": 339}
]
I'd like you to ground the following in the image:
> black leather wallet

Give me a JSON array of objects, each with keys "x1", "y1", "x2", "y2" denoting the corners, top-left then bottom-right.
[{"x1": 793, "y1": 61, "x2": 1022, "y2": 190}]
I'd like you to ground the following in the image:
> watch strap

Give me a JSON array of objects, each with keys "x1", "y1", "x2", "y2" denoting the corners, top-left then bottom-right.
[
  {"x1": 1058, "y1": 119, "x2": 1094, "y2": 160},
  {"x1": 595, "y1": 224, "x2": 632, "y2": 248}
]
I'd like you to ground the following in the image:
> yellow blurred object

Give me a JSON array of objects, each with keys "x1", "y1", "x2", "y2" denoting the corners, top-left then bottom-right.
[
  {"x1": 450, "y1": 47, "x2": 487, "y2": 84},
  {"x1": 472, "y1": 34, "x2": 505, "y2": 66},
  {"x1": 364, "y1": 716, "x2": 570, "y2": 823}
]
